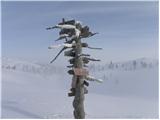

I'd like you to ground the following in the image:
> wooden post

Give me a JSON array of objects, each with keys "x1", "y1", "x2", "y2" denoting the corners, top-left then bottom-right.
[
  {"x1": 73, "y1": 38, "x2": 85, "y2": 119},
  {"x1": 47, "y1": 19, "x2": 101, "y2": 119}
]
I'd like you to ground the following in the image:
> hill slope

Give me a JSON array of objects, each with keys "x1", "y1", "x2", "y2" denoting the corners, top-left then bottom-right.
[{"x1": 1, "y1": 57, "x2": 159, "y2": 118}]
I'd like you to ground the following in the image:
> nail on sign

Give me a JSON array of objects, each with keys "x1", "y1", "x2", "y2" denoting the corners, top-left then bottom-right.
[{"x1": 73, "y1": 68, "x2": 89, "y2": 76}]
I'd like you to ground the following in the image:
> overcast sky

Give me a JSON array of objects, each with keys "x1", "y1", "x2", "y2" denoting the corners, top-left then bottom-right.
[{"x1": 1, "y1": 1, "x2": 158, "y2": 64}]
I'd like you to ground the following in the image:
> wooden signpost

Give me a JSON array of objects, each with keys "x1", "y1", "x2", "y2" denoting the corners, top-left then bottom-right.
[{"x1": 47, "y1": 18, "x2": 102, "y2": 119}]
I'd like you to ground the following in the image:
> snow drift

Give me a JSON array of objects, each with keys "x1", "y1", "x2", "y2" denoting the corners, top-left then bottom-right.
[{"x1": 1, "y1": 57, "x2": 159, "y2": 118}]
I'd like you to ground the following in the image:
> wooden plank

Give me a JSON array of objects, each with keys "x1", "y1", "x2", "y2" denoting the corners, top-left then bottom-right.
[{"x1": 73, "y1": 68, "x2": 89, "y2": 76}]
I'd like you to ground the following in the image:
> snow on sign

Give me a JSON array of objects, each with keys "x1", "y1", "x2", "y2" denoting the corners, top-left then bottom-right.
[{"x1": 73, "y1": 68, "x2": 89, "y2": 76}]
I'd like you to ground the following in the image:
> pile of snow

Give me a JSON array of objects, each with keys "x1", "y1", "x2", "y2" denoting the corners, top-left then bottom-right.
[
  {"x1": 2, "y1": 69, "x2": 73, "y2": 118},
  {"x1": 1, "y1": 57, "x2": 159, "y2": 118}
]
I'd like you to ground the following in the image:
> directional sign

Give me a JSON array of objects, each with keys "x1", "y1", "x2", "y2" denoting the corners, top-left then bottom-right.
[{"x1": 73, "y1": 68, "x2": 89, "y2": 76}]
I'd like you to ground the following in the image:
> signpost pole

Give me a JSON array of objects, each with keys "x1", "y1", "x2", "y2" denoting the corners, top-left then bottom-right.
[
  {"x1": 73, "y1": 38, "x2": 85, "y2": 119},
  {"x1": 47, "y1": 18, "x2": 102, "y2": 119}
]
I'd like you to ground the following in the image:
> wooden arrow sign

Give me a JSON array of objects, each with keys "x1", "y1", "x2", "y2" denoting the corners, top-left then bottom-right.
[{"x1": 73, "y1": 68, "x2": 89, "y2": 76}]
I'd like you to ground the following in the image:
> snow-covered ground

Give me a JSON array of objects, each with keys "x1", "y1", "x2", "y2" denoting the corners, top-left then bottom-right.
[{"x1": 1, "y1": 57, "x2": 159, "y2": 118}]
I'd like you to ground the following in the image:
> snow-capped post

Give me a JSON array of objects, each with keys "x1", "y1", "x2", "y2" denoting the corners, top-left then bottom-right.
[{"x1": 47, "y1": 18, "x2": 102, "y2": 119}]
